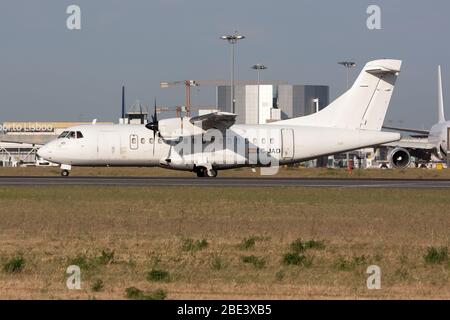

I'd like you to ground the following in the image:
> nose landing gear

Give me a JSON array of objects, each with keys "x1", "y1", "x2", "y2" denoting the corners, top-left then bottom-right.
[
  {"x1": 60, "y1": 164, "x2": 72, "y2": 177},
  {"x1": 61, "y1": 169, "x2": 70, "y2": 177}
]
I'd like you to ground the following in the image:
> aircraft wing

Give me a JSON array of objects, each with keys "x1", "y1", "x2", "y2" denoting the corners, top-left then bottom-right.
[
  {"x1": 383, "y1": 137, "x2": 435, "y2": 150},
  {"x1": 382, "y1": 126, "x2": 430, "y2": 135},
  {"x1": 189, "y1": 112, "x2": 237, "y2": 131}
]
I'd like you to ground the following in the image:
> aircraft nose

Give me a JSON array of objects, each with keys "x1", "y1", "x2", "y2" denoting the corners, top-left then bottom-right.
[{"x1": 37, "y1": 145, "x2": 50, "y2": 160}]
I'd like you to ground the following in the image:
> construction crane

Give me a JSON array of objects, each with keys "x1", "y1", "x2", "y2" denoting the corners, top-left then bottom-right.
[
  {"x1": 160, "y1": 79, "x2": 287, "y2": 117},
  {"x1": 160, "y1": 80, "x2": 225, "y2": 117}
]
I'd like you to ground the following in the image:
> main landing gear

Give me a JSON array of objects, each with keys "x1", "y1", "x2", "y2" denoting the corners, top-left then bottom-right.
[{"x1": 195, "y1": 166, "x2": 218, "y2": 178}]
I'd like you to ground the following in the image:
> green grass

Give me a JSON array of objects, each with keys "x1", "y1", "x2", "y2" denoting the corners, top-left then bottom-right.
[
  {"x1": 67, "y1": 249, "x2": 115, "y2": 270},
  {"x1": 211, "y1": 254, "x2": 226, "y2": 271},
  {"x1": 239, "y1": 237, "x2": 258, "y2": 250},
  {"x1": 241, "y1": 255, "x2": 266, "y2": 269},
  {"x1": 3, "y1": 254, "x2": 25, "y2": 274},
  {"x1": 146, "y1": 269, "x2": 170, "y2": 282},
  {"x1": 91, "y1": 279, "x2": 104, "y2": 292},
  {"x1": 333, "y1": 255, "x2": 368, "y2": 271},
  {"x1": 125, "y1": 287, "x2": 167, "y2": 300},
  {"x1": 282, "y1": 252, "x2": 313, "y2": 267},
  {"x1": 93, "y1": 249, "x2": 115, "y2": 265},
  {"x1": 290, "y1": 239, "x2": 325, "y2": 253},
  {"x1": 424, "y1": 247, "x2": 449, "y2": 264}
]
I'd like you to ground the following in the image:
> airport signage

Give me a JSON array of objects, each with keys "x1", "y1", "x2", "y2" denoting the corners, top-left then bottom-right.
[{"x1": 0, "y1": 122, "x2": 55, "y2": 133}]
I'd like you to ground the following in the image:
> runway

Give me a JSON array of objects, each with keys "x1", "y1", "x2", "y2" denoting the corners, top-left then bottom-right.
[{"x1": 2, "y1": 176, "x2": 450, "y2": 188}]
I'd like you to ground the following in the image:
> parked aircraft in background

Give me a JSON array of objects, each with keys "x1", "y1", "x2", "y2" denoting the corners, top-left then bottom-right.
[
  {"x1": 383, "y1": 66, "x2": 448, "y2": 168},
  {"x1": 37, "y1": 59, "x2": 402, "y2": 177}
]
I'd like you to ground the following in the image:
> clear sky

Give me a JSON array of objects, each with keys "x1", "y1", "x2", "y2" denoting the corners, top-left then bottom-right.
[{"x1": 1, "y1": 0, "x2": 449, "y2": 129}]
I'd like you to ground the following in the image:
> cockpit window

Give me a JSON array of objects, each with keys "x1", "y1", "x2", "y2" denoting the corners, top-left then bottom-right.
[
  {"x1": 58, "y1": 131, "x2": 69, "y2": 139},
  {"x1": 68, "y1": 131, "x2": 76, "y2": 139},
  {"x1": 76, "y1": 131, "x2": 84, "y2": 139}
]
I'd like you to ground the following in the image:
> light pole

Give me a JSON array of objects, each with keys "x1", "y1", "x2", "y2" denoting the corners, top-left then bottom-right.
[
  {"x1": 338, "y1": 61, "x2": 357, "y2": 168},
  {"x1": 221, "y1": 31, "x2": 245, "y2": 114},
  {"x1": 251, "y1": 64, "x2": 267, "y2": 124},
  {"x1": 338, "y1": 61, "x2": 357, "y2": 90}
]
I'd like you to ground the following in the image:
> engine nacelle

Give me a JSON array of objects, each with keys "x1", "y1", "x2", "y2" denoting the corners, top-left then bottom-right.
[{"x1": 388, "y1": 147, "x2": 411, "y2": 169}]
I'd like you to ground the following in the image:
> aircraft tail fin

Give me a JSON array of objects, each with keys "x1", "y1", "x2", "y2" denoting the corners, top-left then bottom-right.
[
  {"x1": 276, "y1": 59, "x2": 402, "y2": 131},
  {"x1": 438, "y1": 65, "x2": 446, "y2": 123}
]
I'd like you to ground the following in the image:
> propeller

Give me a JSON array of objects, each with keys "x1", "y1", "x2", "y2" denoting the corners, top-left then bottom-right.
[
  {"x1": 146, "y1": 99, "x2": 159, "y2": 133},
  {"x1": 146, "y1": 99, "x2": 159, "y2": 155}
]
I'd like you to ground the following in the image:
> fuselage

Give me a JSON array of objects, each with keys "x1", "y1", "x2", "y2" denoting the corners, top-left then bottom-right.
[{"x1": 37, "y1": 123, "x2": 400, "y2": 172}]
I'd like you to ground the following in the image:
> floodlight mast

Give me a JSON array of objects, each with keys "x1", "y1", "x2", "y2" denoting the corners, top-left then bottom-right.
[{"x1": 221, "y1": 31, "x2": 246, "y2": 113}]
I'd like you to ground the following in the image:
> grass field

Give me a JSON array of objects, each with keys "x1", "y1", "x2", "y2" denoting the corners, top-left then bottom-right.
[
  {"x1": 0, "y1": 186, "x2": 449, "y2": 299},
  {"x1": 2, "y1": 166, "x2": 450, "y2": 179}
]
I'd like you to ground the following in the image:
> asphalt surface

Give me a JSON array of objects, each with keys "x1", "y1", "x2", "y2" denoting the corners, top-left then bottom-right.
[{"x1": 1, "y1": 176, "x2": 450, "y2": 188}]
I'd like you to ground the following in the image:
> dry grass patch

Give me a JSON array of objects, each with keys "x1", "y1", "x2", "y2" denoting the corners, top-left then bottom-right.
[{"x1": 0, "y1": 186, "x2": 449, "y2": 299}]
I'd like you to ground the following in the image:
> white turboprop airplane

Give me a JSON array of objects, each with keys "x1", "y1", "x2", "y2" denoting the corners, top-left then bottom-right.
[
  {"x1": 37, "y1": 59, "x2": 402, "y2": 177},
  {"x1": 382, "y1": 65, "x2": 449, "y2": 168}
]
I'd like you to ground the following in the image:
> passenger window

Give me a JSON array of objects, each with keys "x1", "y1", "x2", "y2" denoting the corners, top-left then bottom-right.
[
  {"x1": 132, "y1": 138, "x2": 137, "y2": 144},
  {"x1": 158, "y1": 138, "x2": 162, "y2": 144},
  {"x1": 76, "y1": 131, "x2": 84, "y2": 139},
  {"x1": 270, "y1": 138, "x2": 274, "y2": 144},
  {"x1": 252, "y1": 138, "x2": 257, "y2": 144},
  {"x1": 149, "y1": 138, "x2": 154, "y2": 144},
  {"x1": 261, "y1": 138, "x2": 266, "y2": 144},
  {"x1": 141, "y1": 138, "x2": 145, "y2": 144}
]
